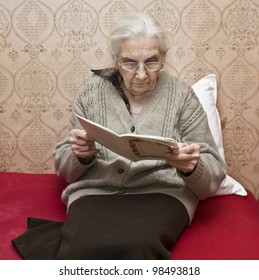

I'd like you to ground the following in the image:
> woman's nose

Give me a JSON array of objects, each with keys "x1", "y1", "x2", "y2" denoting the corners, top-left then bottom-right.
[{"x1": 135, "y1": 64, "x2": 147, "y2": 79}]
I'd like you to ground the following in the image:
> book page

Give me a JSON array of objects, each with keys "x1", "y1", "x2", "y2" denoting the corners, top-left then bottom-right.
[{"x1": 77, "y1": 115, "x2": 132, "y2": 159}]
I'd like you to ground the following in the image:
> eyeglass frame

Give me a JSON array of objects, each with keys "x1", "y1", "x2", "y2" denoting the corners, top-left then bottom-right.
[{"x1": 116, "y1": 55, "x2": 164, "y2": 73}]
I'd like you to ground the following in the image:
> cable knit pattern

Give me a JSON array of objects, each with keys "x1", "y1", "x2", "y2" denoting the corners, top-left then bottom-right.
[{"x1": 53, "y1": 70, "x2": 226, "y2": 221}]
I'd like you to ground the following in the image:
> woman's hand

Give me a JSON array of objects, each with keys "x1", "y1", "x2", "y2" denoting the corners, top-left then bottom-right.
[
  {"x1": 69, "y1": 129, "x2": 99, "y2": 160},
  {"x1": 164, "y1": 143, "x2": 200, "y2": 174}
]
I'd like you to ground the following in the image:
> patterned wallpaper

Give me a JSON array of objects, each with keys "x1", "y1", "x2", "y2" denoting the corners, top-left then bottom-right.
[{"x1": 0, "y1": 0, "x2": 258, "y2": 197}]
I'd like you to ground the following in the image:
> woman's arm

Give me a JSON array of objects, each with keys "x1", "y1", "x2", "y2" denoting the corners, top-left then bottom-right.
[{"x1": 165, "y1": 82, "x2": 226, "y2": 199}]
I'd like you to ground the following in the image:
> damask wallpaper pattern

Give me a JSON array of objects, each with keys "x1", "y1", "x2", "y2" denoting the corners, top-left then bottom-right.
[{"x1": 0, "y1": 0, "x2": 258, "y2": 197}]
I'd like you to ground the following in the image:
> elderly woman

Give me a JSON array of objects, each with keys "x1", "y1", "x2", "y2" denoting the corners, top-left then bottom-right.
[{"x1": 13, "y1": 12, "x2": 226, "y2": 260}]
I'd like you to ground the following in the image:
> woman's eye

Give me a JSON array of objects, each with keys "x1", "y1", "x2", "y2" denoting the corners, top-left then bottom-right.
[
  {"x1": 123, "y1": 60, "x2": 137, "y2": 64},
  {"x1": 123, "y1": 62, "x2": 138, "y2": 67}
]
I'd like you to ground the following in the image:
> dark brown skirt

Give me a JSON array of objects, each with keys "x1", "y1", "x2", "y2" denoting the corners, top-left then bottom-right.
[{"x1": 12, "y1": 193, "x2": 189, "y2": 260}]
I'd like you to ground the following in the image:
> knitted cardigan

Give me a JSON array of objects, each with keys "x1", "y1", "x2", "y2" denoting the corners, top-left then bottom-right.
[{"x1": 53, "y1": 70, "x2": 226, "y2": 221}]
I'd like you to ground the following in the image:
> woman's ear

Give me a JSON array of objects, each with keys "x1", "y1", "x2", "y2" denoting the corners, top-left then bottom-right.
[
  {"x1": 114, "y1": 56, "x2": 120, "y2": 70},
  {"x1": 161, "y1": 56, "x2": 166, "y2": 68},
  {"x1": 161, "y1": 50, "x2": 167, "y2": 68}
]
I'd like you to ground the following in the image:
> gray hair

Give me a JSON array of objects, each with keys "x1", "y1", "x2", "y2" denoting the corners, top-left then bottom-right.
[{"x1": 108, "y1": 12, "x2": 169, "y2": 59}]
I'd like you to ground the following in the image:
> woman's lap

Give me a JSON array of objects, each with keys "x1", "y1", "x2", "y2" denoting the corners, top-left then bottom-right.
[
  {"x1": 13, "y1": 193, "x2": 189, "y2": 260},
  {"x1": 57, "y1": 193, "x2": 189, "y2": 260}
]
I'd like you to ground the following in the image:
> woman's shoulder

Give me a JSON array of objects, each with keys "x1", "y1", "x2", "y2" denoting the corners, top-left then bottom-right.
[
  {"x1": 159, "y1": 70, "x2": 192, "y2": 91},
  {"x1": 77, "y1": 68, "x2": 117, "y2": 94}
]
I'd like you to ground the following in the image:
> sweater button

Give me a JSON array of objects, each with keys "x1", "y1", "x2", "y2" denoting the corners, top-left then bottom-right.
[
  {"x1": 131, "y1": 126, "x2": 135, "y2": 132},
  {"x1": 117, "y1": 167, "x2": 125, "y2": 174}
]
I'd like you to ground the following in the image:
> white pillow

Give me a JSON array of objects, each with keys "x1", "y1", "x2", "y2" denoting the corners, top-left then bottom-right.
[{"x1": 192, "y1": 74, "x2": 247, "y2": 196}]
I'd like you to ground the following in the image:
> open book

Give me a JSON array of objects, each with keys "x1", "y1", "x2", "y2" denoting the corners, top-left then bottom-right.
[{"x1": 77, "y1": 114, "x2": 179, "y2": 162}]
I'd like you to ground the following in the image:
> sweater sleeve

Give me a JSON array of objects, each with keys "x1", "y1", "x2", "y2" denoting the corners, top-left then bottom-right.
[
  {"x1": 176, "y1": 81, "x2": 226, "y2": 199},
  {"x1": 53, "y1": 78, "x2": 98, "y2": 183},
  {"x1": 53, "y1": 135, "x2": 97, "y2": 183}
]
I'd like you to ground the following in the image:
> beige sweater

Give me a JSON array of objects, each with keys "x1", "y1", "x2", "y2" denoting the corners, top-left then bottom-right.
[{"x1": 53, "y1": 70, "x2": 226, "y2": 221}]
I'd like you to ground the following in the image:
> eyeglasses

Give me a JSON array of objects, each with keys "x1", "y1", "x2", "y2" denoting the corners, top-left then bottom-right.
[{"x1": 116, "y1": 56, "x2": 163, "y2": 73}]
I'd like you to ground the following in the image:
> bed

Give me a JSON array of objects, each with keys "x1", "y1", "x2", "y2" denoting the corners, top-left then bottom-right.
[{"x1": 1, "y1": 172, "x2": 259, "y2": 260}]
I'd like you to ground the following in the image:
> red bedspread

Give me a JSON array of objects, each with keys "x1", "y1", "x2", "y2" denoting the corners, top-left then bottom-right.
[{"x1": 1, "y1": 172, "x2": 259, "y2": 260}]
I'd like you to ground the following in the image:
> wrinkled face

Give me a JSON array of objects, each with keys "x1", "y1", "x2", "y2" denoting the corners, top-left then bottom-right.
[{"x1": 115, "y1": 36, "x2": 164, "y2": 97}]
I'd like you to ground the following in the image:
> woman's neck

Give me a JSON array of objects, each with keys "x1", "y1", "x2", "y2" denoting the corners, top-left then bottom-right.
[{"x1": 123, "y1": 86, "x2": 151, "y2": 110}]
